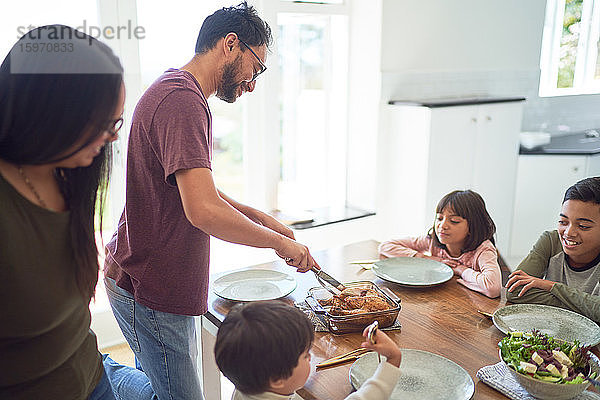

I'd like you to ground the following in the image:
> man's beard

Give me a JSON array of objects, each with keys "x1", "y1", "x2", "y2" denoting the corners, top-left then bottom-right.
[{"x1": 216, "y1": 56, "x2": 242, "y2": 103}]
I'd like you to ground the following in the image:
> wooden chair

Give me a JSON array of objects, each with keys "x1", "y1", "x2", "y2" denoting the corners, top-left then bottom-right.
[{"x1": 497, "y1": 251, "x2": 511, "y2": 286}]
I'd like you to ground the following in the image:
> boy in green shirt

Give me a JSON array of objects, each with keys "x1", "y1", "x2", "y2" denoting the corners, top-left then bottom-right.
[{"x1": 506, "y1": 177, "x2": 600, "y2": 324}]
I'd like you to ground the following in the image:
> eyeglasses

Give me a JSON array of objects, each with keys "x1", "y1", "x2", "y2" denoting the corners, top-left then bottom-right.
[
  {"x1": 107, "y1": 117, "x2": 123, "y2": 137},
  {"x1": 238, "y1": 38, "x2": 267, "y2": 83}
]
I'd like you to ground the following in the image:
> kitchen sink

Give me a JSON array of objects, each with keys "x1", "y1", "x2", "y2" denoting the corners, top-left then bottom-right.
[{"x1": 521, "y1": 130, "x2": 600, "y2": 154}]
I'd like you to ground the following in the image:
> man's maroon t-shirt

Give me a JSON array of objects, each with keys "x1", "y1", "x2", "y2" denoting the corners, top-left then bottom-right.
[{"x1": 105, "y1": 69, "x2": 212, "y2": 316}]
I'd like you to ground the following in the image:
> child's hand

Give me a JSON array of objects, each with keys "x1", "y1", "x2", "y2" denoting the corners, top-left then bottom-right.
[
  {"x1": 417, "y1": 254, "x2": 466, "y2": 275},
  {"x1": 443, "y1": 260, "x2": 466, "y2": 275},
  {"x1": 360, "y1": 327, "x2": 402, "y2": 367},
  {"x1": 506, "y1": 270, "x2": 555, "y2": 295}
]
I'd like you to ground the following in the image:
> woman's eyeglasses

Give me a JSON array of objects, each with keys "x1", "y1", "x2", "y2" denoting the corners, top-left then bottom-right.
[{"x1": 107, "y1": 117, "x2": 123, "y2": 137}]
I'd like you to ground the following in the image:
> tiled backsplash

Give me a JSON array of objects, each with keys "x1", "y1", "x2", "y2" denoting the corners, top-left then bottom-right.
[{"x1": 381, "y1": 69, "x2": 600, "y2": 134}]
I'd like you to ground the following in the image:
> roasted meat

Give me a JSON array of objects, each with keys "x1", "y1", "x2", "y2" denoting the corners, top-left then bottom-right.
[
  {"x1": 338, "y1": 287, "x2": 379, "y2": 299},
  {"x1": 344, "y1": 296, "x2": 390, "y2": 312},
  {"x1": 320, "y1": 287, "x2": 391, "y2": 315}
]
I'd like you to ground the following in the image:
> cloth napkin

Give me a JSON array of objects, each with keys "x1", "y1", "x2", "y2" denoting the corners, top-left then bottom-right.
[
  {"x1": 294, "y1": 300, "x2": 402, "y2": 333},
  {"x1": 477, "y1": 362, "x2": 600, "y2": 400}
]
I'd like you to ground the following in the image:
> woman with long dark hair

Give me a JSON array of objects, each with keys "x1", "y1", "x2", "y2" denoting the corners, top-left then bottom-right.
[{"x1": 0, "y1": 25, "x2": 124, "y2": 399}]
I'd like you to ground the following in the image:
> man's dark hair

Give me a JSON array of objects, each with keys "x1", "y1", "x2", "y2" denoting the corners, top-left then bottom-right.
[
  {"x1": 429, "y1": 190, "x2": 497, "y2": 252},
  {"x1": 563, "y1": 177, "x2": 600, "y2": 205},
  {"x1": 214, "y1": 301, "x2": 314, "y2": 395},
  {"x1": 195, "y1": 1, "x2": 272, "y2": 54}
]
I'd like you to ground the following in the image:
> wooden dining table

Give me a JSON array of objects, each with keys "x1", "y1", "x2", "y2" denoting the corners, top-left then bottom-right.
[{"x1": 199, "y1": 239, "x2": 514, "y2": 399}]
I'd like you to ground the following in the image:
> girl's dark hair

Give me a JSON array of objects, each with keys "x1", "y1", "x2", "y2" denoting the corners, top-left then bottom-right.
[
  {"x1": 195, "y1": 1, "x2": 273, "y2": 54},
  {"x1": 563, "y1": 177, "x2": 600, "y2": 205},
  {"x1": 215, "y1": 301, "x2": 314, "y2": 395},
  {"x1": 429, "y1": 190, "x2": 497, "y2": 253},
  {"x1": 0, "y1": 25, "x2": 123, "y2": 299}
]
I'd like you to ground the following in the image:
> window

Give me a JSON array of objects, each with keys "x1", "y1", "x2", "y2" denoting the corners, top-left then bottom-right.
[
  {"x1": 276, "y1": 12, "x2": 349, "y2": 211},
  {"x1": 135, "y1": 0, "x2": 353, "y2": 215},
  {"x1": 135, "y1": 0, "x2": 246, "y2": 201},
  {"x1": 1, "y1": 0, "x2": 363, "y2": 224},
  {"x1": 282, "y1": 0, "x2": 344, "y2": 3},
  {"x1": 540, "y1": 0, "x2": 600, "y2": 96}
]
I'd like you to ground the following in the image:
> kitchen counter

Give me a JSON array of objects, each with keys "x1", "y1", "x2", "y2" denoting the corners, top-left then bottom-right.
[
  {"x1": 388, "y1": 96, "x2": 525, "y2": 108},
  {"x1": 520, "y1": 130, "x2": 600, "y2": 155}
]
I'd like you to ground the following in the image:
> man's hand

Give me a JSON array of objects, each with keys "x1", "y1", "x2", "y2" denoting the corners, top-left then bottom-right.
[
  {"x1": 506, "y1": 270, "x2": 555, "y2": 296},
  {"x1": 275, "y1": 238, "x2": 320, "y2": 273}
]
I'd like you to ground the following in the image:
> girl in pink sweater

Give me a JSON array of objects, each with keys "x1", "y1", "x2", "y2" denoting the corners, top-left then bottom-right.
[{"x1": 379, "y1": 190, "x2": 501, "y2": 298}]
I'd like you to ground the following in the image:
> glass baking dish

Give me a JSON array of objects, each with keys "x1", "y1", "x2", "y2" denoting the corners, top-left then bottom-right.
[{"x1": 305, "y1": 280, "x2": 401, "y2": 334}]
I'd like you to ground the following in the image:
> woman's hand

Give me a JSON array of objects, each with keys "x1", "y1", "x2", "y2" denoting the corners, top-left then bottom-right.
[{"x1": 506, "y1": 270, "x2": 555, "y2": 296}]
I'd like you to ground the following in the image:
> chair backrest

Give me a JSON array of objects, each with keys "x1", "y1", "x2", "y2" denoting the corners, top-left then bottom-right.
[{"x1": 497, "y1": 250, "x2": 511, "y2": 286}]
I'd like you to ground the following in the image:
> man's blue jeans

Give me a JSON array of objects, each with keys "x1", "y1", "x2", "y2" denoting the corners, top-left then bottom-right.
[
  {"x1": 88, "y1": 368, "x2": 116, "y2": 400},
  {"x1": 104, "y1": 277, "x2": 204, "y2": 400}
]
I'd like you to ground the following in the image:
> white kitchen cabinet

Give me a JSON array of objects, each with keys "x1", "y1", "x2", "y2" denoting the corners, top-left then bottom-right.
[
  {"x1": 377, "y1": 99, "x2": 524, "y2": 257},
  {"x1": 509, "y1": 154, "x2": 600, "y2": 260}
]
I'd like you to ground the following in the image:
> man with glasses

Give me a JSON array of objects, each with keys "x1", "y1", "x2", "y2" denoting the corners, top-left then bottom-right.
[{"x1": 102, "y1": 2, "x2": 320, "y2": 399}]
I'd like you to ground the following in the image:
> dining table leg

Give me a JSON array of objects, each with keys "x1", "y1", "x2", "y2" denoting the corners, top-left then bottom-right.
[{"x1": 198, "y1": 315, "x2": 221, "y2": 400}]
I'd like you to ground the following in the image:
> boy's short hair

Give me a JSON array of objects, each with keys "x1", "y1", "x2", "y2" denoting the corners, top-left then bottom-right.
[
  {"x1": 214, "y1": 300, "x2": 314, "y2": 395},
  {"x1": 564, "y1": 177, "x2": 600, "y2": 205}
]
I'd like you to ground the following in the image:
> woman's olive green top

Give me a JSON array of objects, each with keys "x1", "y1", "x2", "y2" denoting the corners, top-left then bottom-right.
[{"x1": 0, "y1": 174, "x2": 102, "y2": 399}]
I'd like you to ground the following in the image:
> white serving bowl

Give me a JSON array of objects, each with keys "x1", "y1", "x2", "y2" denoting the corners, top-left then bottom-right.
[
  {"x1": 520, "y1": 131, "x2": 551, "y2": 150},
  {"x1": 499, "y1": 349, "x2": 600, "y2": 400}
]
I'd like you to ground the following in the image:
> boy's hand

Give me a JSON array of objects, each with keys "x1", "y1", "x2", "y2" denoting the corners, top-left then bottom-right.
[
  {"x1": 360, "y1": 327, "x2": 402, "y2": 367},
  {"x1": 506, "y1": 270, "x2": 555, "y2": 296}
]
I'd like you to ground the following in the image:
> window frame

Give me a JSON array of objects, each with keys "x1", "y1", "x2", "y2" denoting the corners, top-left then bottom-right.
[
  {"x1": 96, "y1": 0, "x2": 355, "y2": 219},
  {"x1": 255, "y1": 0, "x2": 351, "y2": 212},
  {"x1": 540, "y1": 0, "x2": 600, "y2": 96}
]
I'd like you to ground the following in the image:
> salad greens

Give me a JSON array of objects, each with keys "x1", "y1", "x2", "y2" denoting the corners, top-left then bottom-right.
[{"x1": 499, "y1": 330, "x2": 596, "y2": 385}]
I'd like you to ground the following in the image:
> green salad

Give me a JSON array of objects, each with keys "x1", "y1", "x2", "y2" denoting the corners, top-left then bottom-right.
[{"x1": 499, "y1": 330, "x2": 596, "y2": 384}]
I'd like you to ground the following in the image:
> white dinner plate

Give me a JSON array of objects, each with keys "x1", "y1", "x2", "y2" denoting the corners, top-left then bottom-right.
[
  {"x1": 212, "y1": 268, "x2": 297, "y2": 302},
  {"x1": 493, "y1": 304, "x2": 600, "y2": 346},
  {"x1": 350, "y1": 350, "x2": 474, "y2": 400},
  {"x1": 372, "y1": 257, "x2": 453, "y2": 286}
]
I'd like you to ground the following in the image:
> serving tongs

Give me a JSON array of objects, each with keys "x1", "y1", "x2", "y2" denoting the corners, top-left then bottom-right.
[
  {"x1": 311, "y1": 266, "x2": 346, "y2": 295},
  {"x1": 316, "y1": 347, "x2": 371, "y2": 368},
  {"x1": 316, "y1": 320, "x2": 382, "y2": 368},
  {"x1": 283, "y1": 256, "x2": 346, "y2": 295}
]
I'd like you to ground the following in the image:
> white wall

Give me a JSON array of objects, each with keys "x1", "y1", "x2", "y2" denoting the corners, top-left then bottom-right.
[
  {"x1": 346, "y1": 0, "x2": 383, "y2": 212},
  {"x1": 379, "y1": 0, "x2": 600, "y2": 133},
  {"x1": 381, "y1": 0, "x2": 542, "y2": 73}
]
